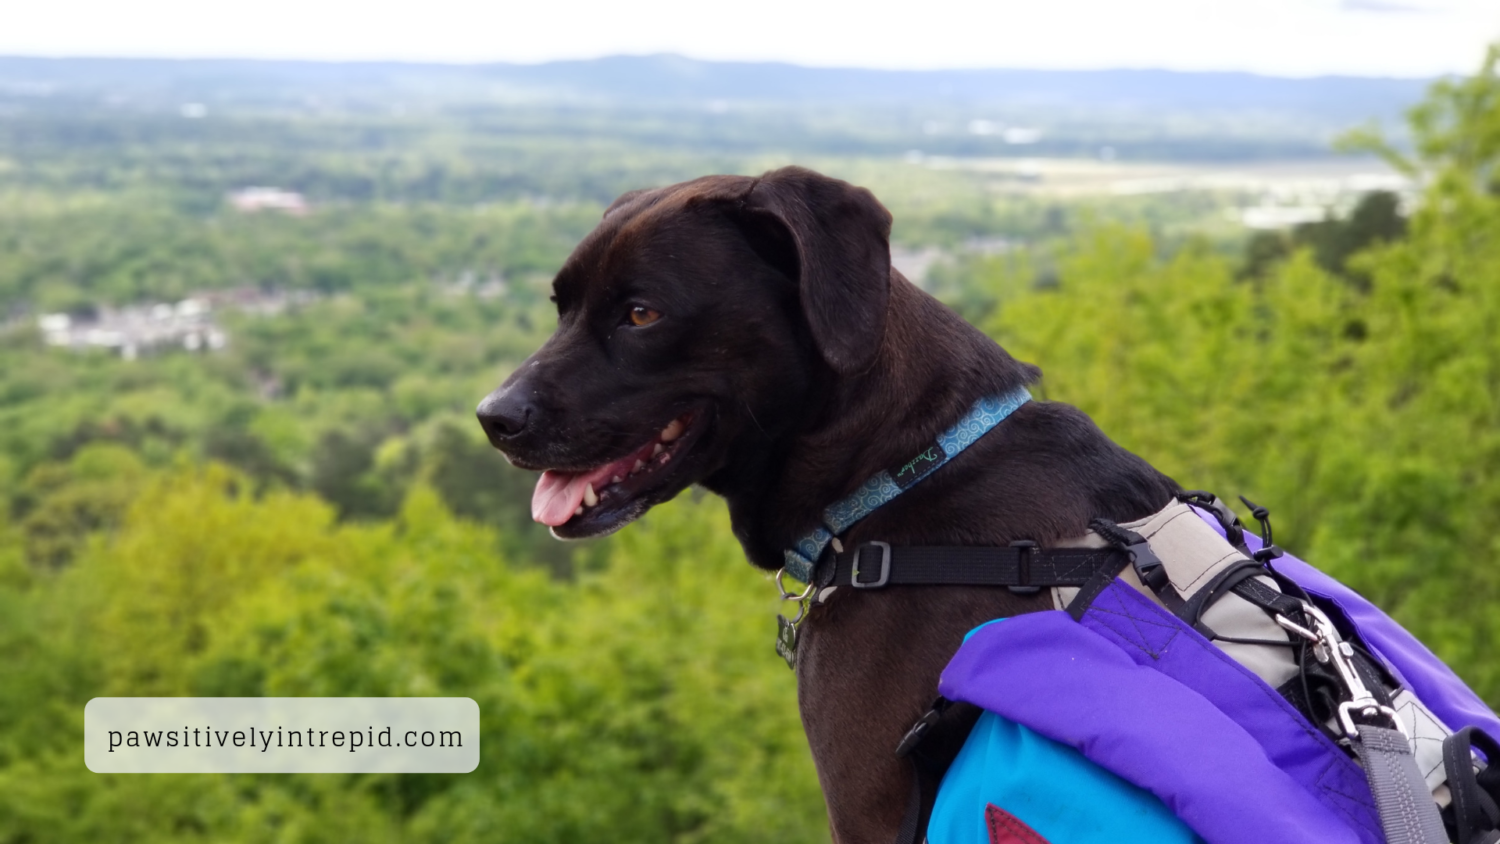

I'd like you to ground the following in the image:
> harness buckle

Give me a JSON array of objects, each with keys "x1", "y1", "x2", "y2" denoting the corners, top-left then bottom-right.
[
  {"x1": 1008, "y1": 540, "x2": 1042, "y2": 595},
  {"x1": 895, "y1": 697, "x2": 952, "y2": 757},
  {"x1": 1128, "y1": 541, "x2": 1170, "y2": 594},
  {"x1": 851, "y1": 541, "x2": 892, "y2": 589}
]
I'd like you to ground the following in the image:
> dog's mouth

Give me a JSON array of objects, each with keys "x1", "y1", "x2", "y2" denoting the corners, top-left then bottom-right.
[{"x1": 529, "y1": 408, "x2": 710, "y2": 538}]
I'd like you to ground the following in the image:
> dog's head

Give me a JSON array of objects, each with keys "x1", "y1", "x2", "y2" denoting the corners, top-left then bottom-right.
[{"x1": 476, "y1": 167, "x2": 894, "y2": 539}]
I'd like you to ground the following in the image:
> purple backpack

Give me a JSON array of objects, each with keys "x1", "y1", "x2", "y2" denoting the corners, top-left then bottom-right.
[
  {"x1": 776, "y1": 395, "x2": 1496, "y2": 844},
  {"x1": 926, "y1": 500, "x2": 1500, "y2": 844}
]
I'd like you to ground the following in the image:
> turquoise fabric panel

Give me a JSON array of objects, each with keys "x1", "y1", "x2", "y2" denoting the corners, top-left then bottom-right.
[{"x1": 928, "y1": 711, "x2": 1204, "y2": 844}]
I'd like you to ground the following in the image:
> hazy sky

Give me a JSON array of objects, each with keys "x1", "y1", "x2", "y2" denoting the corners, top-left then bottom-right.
[{"x1": 4, "y1": 0, "x2": 1497, "y2": 78}]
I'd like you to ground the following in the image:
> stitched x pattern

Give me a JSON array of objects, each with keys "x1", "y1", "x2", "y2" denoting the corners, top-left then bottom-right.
[{"x1": 1085, "y1": 584, "x2": 1181, "y2": 660}]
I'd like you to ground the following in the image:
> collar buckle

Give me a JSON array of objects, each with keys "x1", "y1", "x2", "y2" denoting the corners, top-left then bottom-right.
[
  {"x1": 1007, "y1": 540, "x2": 1042, "y2": 595},
  {"x1": 850, "y1": 541, "x2": 892, "y2": 589}
]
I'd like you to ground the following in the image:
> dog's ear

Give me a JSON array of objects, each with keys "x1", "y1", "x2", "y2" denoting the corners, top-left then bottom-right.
[{"x1": 742, "y1": 167, "x2": 893, "y2": 376}]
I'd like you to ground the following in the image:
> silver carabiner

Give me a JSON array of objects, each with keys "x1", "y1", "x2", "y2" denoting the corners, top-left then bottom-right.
[{"x1": 1293, "y1": 602, "x2": 1409, "y2": 739}]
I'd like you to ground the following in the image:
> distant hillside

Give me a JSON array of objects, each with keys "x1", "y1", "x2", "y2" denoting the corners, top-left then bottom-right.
[
  {"x1": 0, "y1": 54, "x2": 1432, "y2": 121},
  {"x1": 494, "y1": 56, "x2": 1432, "y2": 118},
  {"x1": 0, "y1": 55, "x2": 1434, "y2": 163}
]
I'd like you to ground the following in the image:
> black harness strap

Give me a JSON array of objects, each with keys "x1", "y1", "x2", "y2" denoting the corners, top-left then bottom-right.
[
  {"x1": 1228, "y1": 573, "x2": 1307, "y2": 618},
  {"x1": 1059, "y1": 517, "x2": 1189, "y2": 618},
  {"x1": 1443, "y1": 727, "x2": 1500, "y2": 844},
  {"x1": 1178, "y1": 490, "x2": 1247, "y2": 550},
  {"x1": 821, "y1": 543, "x2": 1129, "y2": 591},
  {"x1": 1066, "y1": 559, "x2": 1132, "y2": 620},
  {"x1": 1174, "y1": 558, "x2": 1267, "y2": 637},
  {"x1": 893, "y1": 764, "x2": 924, "y2": 844},
  {"x1": 892, "y1": 697, "x2": 983, "y2": 844}
]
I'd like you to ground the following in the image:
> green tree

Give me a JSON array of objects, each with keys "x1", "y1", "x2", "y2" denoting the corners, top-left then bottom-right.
[{"x1": 985, "y1": 44, "x2": 1500, "y2": 701}]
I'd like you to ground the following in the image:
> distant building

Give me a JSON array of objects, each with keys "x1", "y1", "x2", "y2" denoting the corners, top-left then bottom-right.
[
  {"x1": 228, "y1": 187, "x2": 309, "y2": 216},
  {"x1": 38, "y1": 299, "x2": 226, "y2": 360},
  {"x1": 33, "y1": 288, "x2": 314, "y2": 360}
]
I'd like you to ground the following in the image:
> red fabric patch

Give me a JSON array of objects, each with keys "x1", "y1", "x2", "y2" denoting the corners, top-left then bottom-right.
[{"x1": 985, "y1": 803, "x2": 1051, "y2": 844}]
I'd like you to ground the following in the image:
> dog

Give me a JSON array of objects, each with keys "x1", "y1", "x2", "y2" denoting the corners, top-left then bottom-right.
[{"x1": 477, "y1": 166, "x2": 1180, "y2": 843}]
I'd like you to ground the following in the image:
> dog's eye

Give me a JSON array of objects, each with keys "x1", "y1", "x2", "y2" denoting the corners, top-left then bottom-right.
[{"x1": 628, "y1": 306, "x2": 662, "y2": 327}]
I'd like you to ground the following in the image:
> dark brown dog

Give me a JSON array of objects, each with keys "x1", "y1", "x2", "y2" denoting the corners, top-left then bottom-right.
[{"x1": 477, "y1": 166, "x2": 1178, "y2": 843}]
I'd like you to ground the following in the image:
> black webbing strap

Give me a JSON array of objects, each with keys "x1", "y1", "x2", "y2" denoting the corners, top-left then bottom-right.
[
  {"x1": 1175, "y1": 558, "x2": 1266, "y2": 636},
  {"x1": 1443, "y1": 727, "x2": 1500, "y2": 844},
  {"x1": 1062, "y1": 517, "x2": 1186, "y2": 616},
  {"x1": 823, "y1": 543, "x2": 1129, "y2": 591},
  {"x1": 891, "y1": 697, "x2": 983, "y2": 844},
  {"x1": 1177, "y1": 490, "x2": 1248, "y2": 551},
  {"x1": 893, "y1": 765, "x2": 924, "y2": 844},
  {"x1": 1066, "y1": 559, "x2": 1131, "y2": 620},
  {"x1": 1229, "y1": 574, "x2": 1307, "y2": 618}
]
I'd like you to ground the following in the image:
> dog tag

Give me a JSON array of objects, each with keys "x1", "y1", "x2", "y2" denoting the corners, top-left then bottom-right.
[{"x1": 775, "y1": 615, "x2": 799, "y2": 670}]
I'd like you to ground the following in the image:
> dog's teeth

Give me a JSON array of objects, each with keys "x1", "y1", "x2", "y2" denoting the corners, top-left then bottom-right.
[
  {"x1": 657, "y1": 452, "x2": 670, "y2": 464},
  {"x1": 660, "y1": 418, "x2": 684, "y2": 442},
  {"x1": 633, "y1": 459, "x2": 645, "y2": 473},
  {"x1": 574, "y1": 506, "x2": 584, "y2": 516},
  {"x1": 652, "y1": 442, "x2": 664, "y2": 457},
  {"x1": 612, "y1": 475, "x2": 624, "y2": 484},
  {"x1": 583, "y1": 483, "x2": 598, "y2": 507}
]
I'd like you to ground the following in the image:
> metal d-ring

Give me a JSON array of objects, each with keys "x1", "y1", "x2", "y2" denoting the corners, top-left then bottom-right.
[
  {"x1": 775, "y1": 567, "x2": 816, "y2": 603},
  {"x1": 774, "y1": 568, "x2": 815, "y2": 626}
]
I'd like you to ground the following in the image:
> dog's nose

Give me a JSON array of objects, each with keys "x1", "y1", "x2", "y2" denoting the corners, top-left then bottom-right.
[{"x1": 476, "y1": 388, "x2": 533, "y2": 442}]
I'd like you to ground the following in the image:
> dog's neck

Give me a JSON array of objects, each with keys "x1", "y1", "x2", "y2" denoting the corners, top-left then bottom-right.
[
  {"x1": 697, "y1": 270, "x2": 1177, "y2": 844},
  {"x1": 710, "y1": 273, "x2": 1039, "y2": 570}
]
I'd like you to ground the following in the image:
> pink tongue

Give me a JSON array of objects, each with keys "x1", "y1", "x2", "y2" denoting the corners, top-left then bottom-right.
[
  {"x1": 531, "y1": 455, "x2": 638, "y2": 527},
  {"x1": 532, "y1": 471, "x2": 591, "y2": 527}
]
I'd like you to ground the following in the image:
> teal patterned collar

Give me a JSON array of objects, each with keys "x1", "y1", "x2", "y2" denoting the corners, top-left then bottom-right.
[{"x1": 780, "y1": 386, "x2": 1033, "y2": 583}]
